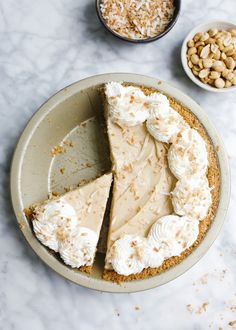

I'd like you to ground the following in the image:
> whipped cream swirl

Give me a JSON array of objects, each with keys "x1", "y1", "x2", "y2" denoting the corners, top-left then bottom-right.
[
  {"x1": 33, "y1": 198, "x2": 98, "y2": 268},
  {"x1": 33, "y1": 199, "x2": 77, "y2": 252},
  {"x1": 147, "y1": 215, "x2": 199, "y2": 258},
  {"x1": 59, "y1": 227, "x2": 98, "y2": 268},
  {"x1": 168, "y1": 129, "x2": 208, "y2": 180},
  {"x1": 106, "y1": 235, "x2": 145, "y2": 276},
  {"x1": 139, "y1": 237, "x2": 164, "y2": 268},
  {"x1": 147, "y1": 106, "x2": 188, "y2": 143},
  {"x1": 146, "y1": 92, "x2": 170, "y2": 117},
  {"x1": 105, "y1": 82, "x2": 149, "y2": 126},
  {"x1": 107, "y1": 215, "x2": 199, "y2": 275},
  {"x1": 172, "y1": 178, "x2": 212, "y2": 220}
]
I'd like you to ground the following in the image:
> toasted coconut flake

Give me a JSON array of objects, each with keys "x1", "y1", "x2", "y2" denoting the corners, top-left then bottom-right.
[{"x1": 100, "y1": 0, "x2": 175, "y2": 40}]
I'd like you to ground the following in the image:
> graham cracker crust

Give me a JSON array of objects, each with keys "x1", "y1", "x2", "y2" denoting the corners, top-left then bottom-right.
[
  {"x1": 79, "y1": 265, "x2": 92, "y2": 274},
  {"x1": 103, "y1": 85, "x2": 220, "y2": 283}
]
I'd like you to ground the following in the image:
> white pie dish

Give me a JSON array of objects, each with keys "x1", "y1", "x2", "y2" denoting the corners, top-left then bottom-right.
[
  {"x1": 10, "y1": 73, "x2": 230, "y2": 292},
  {"x1": 181, "y1": 20, "x2": 236, "y2": 93}
]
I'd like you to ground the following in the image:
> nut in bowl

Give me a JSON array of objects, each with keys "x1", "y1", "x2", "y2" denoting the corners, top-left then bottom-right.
[{"x1": 181, "y1": 21, "x2": 236, "y2": 92}]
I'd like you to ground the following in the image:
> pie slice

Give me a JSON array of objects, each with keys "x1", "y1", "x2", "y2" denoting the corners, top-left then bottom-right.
[
  {"x1": 102, "y1": 82, "x2": 220, "y2": 281},
  {"x1": 30, "y1": 173, "x2": 112, "y2": 273}
]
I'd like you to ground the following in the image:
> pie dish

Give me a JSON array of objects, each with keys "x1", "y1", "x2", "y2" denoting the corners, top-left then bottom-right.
[
  {"x1": 10, "y1": 73, "x2": 230, "y2": 292},
  {"x1": 25, "y1": 81, "x2": 220, "y2": 280}
]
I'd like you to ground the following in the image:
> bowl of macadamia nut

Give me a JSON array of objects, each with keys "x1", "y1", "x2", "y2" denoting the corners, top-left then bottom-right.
[{"x1": 181, "y1": 21, "x2": 236, "y2": 92}]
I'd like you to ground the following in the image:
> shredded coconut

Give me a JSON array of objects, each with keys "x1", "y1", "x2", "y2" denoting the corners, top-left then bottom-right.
[{"x1": 100, "y1": 0, "x2": 175, "y2": 40}]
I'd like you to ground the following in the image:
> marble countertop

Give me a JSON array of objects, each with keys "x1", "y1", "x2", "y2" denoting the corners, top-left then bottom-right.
[{"x1": 0, "y1": 0, "x2": 236, "y2": 329}]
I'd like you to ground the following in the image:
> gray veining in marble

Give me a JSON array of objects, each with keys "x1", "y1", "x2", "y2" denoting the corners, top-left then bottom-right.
[{"x1": 0, "y1": 0, "x2": 236, "y2": 329}]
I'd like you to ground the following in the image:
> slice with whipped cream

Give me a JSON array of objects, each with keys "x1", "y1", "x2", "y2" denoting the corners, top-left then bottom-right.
[
  {"x1": 31, "y1": 173, "x2": 112, "y2": 273},
  {"x1": 103, "y1": 82, "x2": 219, "y2": 281}
]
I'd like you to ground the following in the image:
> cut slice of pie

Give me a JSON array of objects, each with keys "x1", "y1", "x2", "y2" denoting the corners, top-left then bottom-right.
[
  {"x1": 102, "y1": 82, "x2": 220, "y2": 282},
  {"x1": 30, "y1": 173, "x2": 112, "y2": 273}
]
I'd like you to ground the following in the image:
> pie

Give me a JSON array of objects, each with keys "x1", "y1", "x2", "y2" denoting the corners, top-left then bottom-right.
[
  {"x1": 102, "y1": 82, "x2": 219, "y2": 281},
  {"x1": 29, "y1": 173, "x2": 112, "y2": 273},
  {"x1": 27, "y1": 82, "x2": 220, "y2": 282}
]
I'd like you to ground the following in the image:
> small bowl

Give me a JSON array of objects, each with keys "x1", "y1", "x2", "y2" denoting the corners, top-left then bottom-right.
[
  {"x1": 96, "y1": 0, "x2": 181, "y2": 43},
  {"x1": 181, "y1": 20, "x2": 236, "y2": 93}
]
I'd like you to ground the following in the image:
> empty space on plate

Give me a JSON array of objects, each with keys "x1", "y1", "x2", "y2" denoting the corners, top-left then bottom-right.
[
  {"x1": 18, "y1": 85, "x2": 111, "y2": 208},
  {"x1": 48, "y1": 117, "x2": 111, "y2": 194}
]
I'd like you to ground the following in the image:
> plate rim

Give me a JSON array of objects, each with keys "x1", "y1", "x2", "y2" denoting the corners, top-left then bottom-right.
[{"x1": 10, "y1": 73, "x2": 231, "y2": 293}]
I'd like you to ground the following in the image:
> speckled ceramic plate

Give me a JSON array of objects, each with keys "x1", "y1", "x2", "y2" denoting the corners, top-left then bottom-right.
[{"x1": 10, "y1": 73, "x2": 230, "y2": 293}]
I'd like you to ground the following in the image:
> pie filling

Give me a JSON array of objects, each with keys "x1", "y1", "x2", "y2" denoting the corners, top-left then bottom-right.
[{"x1": 28, "y1": 82, "x2": 220, "y2": 280}]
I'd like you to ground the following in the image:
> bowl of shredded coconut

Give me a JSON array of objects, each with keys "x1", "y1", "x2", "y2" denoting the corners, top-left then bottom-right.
[{"x1": 96, "y1": 0, "x2": 181, "y2": 43}]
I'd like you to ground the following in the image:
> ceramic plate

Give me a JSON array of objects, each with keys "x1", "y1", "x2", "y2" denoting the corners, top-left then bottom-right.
[{"x1": 10, "y1": 73, "x2": 230, "y2": 293}]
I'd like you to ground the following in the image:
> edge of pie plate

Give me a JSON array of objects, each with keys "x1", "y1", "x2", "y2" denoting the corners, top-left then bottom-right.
[{"x1": 10, "y1": 73, "x2": 230, "y2": 293}]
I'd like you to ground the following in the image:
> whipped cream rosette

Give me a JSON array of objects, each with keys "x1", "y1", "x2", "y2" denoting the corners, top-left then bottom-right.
[
  {"x1": 33, "y1": 198, "x2": 78, "y2": 252},
  {"x1": 106, "y1": 235, "x2": 145, "y2": 276},
  {"x1": 172, "y1": 178, "x2": 212, "y2": 220},
  {"x1": 147, "y1": 106, "x2": 188, "y2": 143},
  {"x1": 168, "y1": 128, "x2": 208, "y2": 180},
  {"x1": 59, "y1": 227, "x2": 98, "y2": 268},
  {"x1": 146, "y1": 215, "x2": 199, "y2": 258},
  {"x1": 105, "y1": 82, "x2": 149, "y2": 126}
]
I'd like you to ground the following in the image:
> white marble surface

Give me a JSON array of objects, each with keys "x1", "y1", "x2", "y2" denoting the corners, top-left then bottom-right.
[{"x1": 0, "y1": 0, "x2": 236, "y2": 329}]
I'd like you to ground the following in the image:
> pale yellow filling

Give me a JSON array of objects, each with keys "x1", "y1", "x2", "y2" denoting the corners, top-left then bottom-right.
[
  {"x1": 62, "y1": 174, "x2": 112, "y2": 234},
  {"x1": 106, "y1": 119, "x2": 176, "y2": 269}
]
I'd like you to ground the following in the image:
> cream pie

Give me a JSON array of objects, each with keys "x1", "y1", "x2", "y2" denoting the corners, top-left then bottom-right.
[
  {"x1": 102, "y1": 82, "x2": 220, "y2": 282},
  {"x1": 30, "y1": 173, "x2": 112, "y2": 273},
  {"x1": 28, "y1": 82, "x2": 220, "y2": 282}
]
